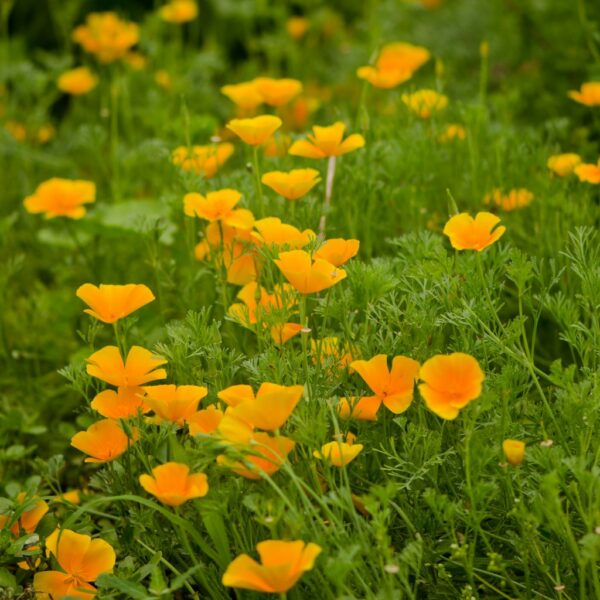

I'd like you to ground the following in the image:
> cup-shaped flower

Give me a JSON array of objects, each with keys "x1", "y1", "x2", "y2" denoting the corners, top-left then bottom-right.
[
  {"x1": 254, "y1": 77, "x2": 303, "y2": 107},
  {"x1": 222, "y1": 539, "x2": 321, "y2": 593},
  {"x1": 57, "y1": 67, "x2": 98, "y2": 95},
  {"x1": 484, "y1": 188, "x2": 533, "y2": 212},
  {"x1": 187, "y1": 405, "x2": 224, "y2": 435},
  {"x1": 0, "y1": 493, "x2": 49, "y2": 536},
  {"x1": 418, "y1": 353, "x2": 484, "y2": 419},
  {"x1": 261, "y1": 169, "x2": 321, "y2": 200},
  {"x1": 184, "y1": 189, "x2": 243, "y2": 222},
  {"x1": 226, "y1": 115, "x2": 282, "y2": 146},
  {"x1": 159, "y1": 0, "x2": 198, "y2": 23},
  {"x1": 275, "y1": 250, "x2": 346, "y2": 294},
  {"x1": 142, "y1": 384, "x2": 208, "y2": 426},
  {"x1": 502, "y1": 439, "x2": 525, "y2": 466},
  {"x1": 221, "y1": 81, "x2": 264, "y2": 111},
  {"x1": 575, "y1": 159, "x2": 600, "y2": 184},
  {"x1": 172, "y1": 143, "x2": 234, "y2": 178},
  {"x1": 86, "y1": 346, "x2": 167, "y2": 387},
  {"x1": 356, "y1": 66, "x2": 413, "y2": 89},
  {"x1": 338, "y1": 396, "x2": 381, "y2": 421},
  {"x1": 139, "y1": 462, "x2": 208, "y2": 506},
  {"x1": 442, "y1": 212, "x2": 505, "y2": 251},
  {"x1": 314, "y1": 439, "x2": 363, "y2": 467},
  {"x1": 71, "y1": 419, "x2": 134, "y2": 463},
  {"x1": 547, "y1": 153, "x2": 581, "y2": 177},
  {"x1": 76, "y1": 283, "x2": 155, "y2": 324},
  {"x1": 401, "y1": 89, "x2": 448, "y2": 118},
  {"x1": 314, "y1": 238, "x2": 359, "y2": 267},
  {"x1": 90, "y1": 386, "x2": 148, "y2": 419},
  {"x1": 568, "y1": 82, "x2": 600, "y2": 107},
  {"x1": 253, "y1": 217, "x2": 315, "y2": 249},
  {"x1": 218, "y1": 384, "x2": 255, "y2": 407},
  {"x1": 350, "y1": 354, "x2": 420, "y2": 414},
  {"x1": 289, "y1": 122, "x2": 365, "y2": 158},
  {"x1": 33, "y1": 528, "x2": 115, "y2": 599},
  {"x1": 23, "y1": 178, "x2": 96, "y2": 219}
]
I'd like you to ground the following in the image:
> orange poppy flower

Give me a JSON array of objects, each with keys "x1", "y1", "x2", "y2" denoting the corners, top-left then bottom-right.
[
  {"x1": 401, "y1": 89, "x2": 448, "y2": 118},
  {"x1": 439, "y1": 124, "x2": 467, "y2": 143},
  {"x1": 23, "y1": 178, "x2": 96, "y2": 219},
  {"x1": 159, "y1": 0, "x2": 198, "y2": 23},
  {"x1": 547, "y1": 153, "x2": 581, "y2": 177},
  {"x1": 76, "y1": 283, "x2": 155, "y2": 324},
  {"x1": 253, "y1": 77, "x2": 303, "y2": 107},
  {"x1": 286, "y1": 16, "x2": 310, "y2": 39},
  {"x1": 187, "y1": 405, "x2": 224, "y2": 435},
  {"x1": 226, "y1": 115, "x2": 282, "y2": 146},
  {"x1": 261, "y1": 168, "x2": 321, "y2": 200},
  {"x1": 289, "y1": 122, "x2": 365, "y2": 158},
  {"x1": 314, "y1": 437, "x2": 363, "y2": 466},
  {"x1": 311, "y1": 337, "x2": 354, "y2": 370},
  {"x1": 314, "y1": 238, "x2": 359, "y2": 266},
  {"x1": 483, "y1": 188, "x2": 533, "y2": 212},
  {"x1": 270, "y1": 322, "x2": 304, "y2": 345},
  {"x1": 418, "y1": 353, "x2": 484, "y2": 419},
  {"x1": 502, "y1": 439, "x2": 525, "y2": 466},
  {"x1": 253, "y1": 217, "x2": 315, "y2": 249},
  {"x1": 217, "y1": 384, "x2": 255, "y2": 407},
  {"x1": 71, "y1": 419, "x2": 134, "y2": 463},
  {"x1": 221, "y1": 81, "x2": 264, "y2": 111},
  {"x1": 139, "y1": 462, "x2": 208, "y2": 506},
  {"x1": 228, "y1": 282, "x2": 297, "y2": 330},
  {"x1": 222, "y1": 539, "x2": 321, "y2": 593},
  {"x1": 184, "y1": 189, "x2": 246, "y2": 223},
  {"x1": 356, "y1": 66, "x2": 413, "y2": 89},
  {"x1": 274, "y1": 250, "x2": 347, "y2": 294},
  {"x1": 90, "y1": 386, "x2": 148, "y2": 419},
  {"x1": 350, "y1": 354, "x2": 420, "y2": 414},
  {"x1": 568, "y1": 82, "x2": 600, "y2": 107},
  {"x1": 442, "y1": 212, "x2": 505, "y2": 251},
  {"x1": 86, "y1": 346, "x2": 167, "y2": 387},
  {"x1": 172, "y1": 143, "x2": 234, "y2": 178},
  {"x1": 57, "y1": 67, "x2": 98, "y2": 95},
  {"x1": 33, "y1": 529, "x2": 115, "y2": 599},
  {"x1": 142, "y1": 384, "x2": 208, "y2": 425},
  {"x1": 575, "y1": 159, "x2": 600, "y2": 183},
  {"x1": 0, "y1": 493, "x2": 49, "y2": 536},
  {"x1": 338, "y1": 396, "x2": 381, "y2": 421}
]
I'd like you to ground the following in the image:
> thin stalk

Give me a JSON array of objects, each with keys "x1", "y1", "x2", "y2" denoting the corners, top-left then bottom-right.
[
  {"x1": 319, "y1": 156, "x2": 337, "y2": 239},
  {"x1": 252, "y1": 146, "x2": 265, "y2": 217}
]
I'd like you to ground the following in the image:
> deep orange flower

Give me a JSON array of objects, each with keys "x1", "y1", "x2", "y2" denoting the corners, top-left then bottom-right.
[
  {"x1": 222, "y1": 540, "x2": 321, "y2": 593},
  {"x1": 502, "y1": 439, "x2": 525, "y2": 466},
  {"x1": 57, "y1": 67, "x2": 98, "y2": 95},
  {"x1": 568, "y1": 82, "x2": 600, "y2": 107},
  {"x1": 575, "y1": 159, "x2": 600, "y2": 184},
  {"x1": 401, "y1": 89, "x2": 448, "y2": 118},
  {"x1": 217, "y1": 384, "x2": 255, "y2": 407},
  {"x1": 90, "y1": 386, "x2": 148, "y2": 419},
  {"x1": 338, "y1": 396, "x2": 380, "y2": 421},
  {"x1": 0, "y1": 493, "x2": 49, "y2": 536},
  {"x1": 253, "y1": 217, "x2": 315, "y2": 248},
  {"x1": 228, "y1": 282, "x2": 297, "y2": 326},
  {"x1": 226, "y1": 115, "x2": 282, "y2": 146},
  {"x1": 350, "y1": 354, "x2": 420, "y2": 414},
  {"x1": 139, "y1": 462, "x2": 208, "y2": 506},
  {"x1": 254, "y1": 77, "x2": 303, "y2": 107},
  {"x1": 71, "y1": 419, "x2": 134, "y2": 463},
  {"x1": 172, "y1": 143, "x2": 234, "y2": 178},
  {"x1": 33, "y1": 529, "x2": 115, "y2": 599},
  {"x1": 221, "y1": 81, "x2": 264, "y2": 111},
  {"x1": 314, "y1": 436, "x2": 363, "y2": 466},
  {"x1": 314, "y1": 238, "x2": 359, "y2": 266},
  {"x1": 76, "y1": 283, "x2": 154, "y2": 324},
  {"x1": 286, "y1": 16, "x2": 310, "y2": 39},
  {"x1": 547, "y1": 153, "x2": 581, "y2": 177},
  {"x1": 23, "y1": 178, "x2": 96, "y2": 219},
  {"x1": 159, "y1": 0, "x2": 198, "y2": 23},
  {"x1": 270, "y1": 322, "x2": 304, "y2": 345},
  {"x1": 184, "y1": 189, "x2": 248, "y2": 223},
  {"x1": 261, "y1": 169, "x2": 321, "y2": 200},
  {"x1": 484, "y1": 188, "x2": 534, "y2": 212},
  {"x1": 418, "y1": 353, "x2": 484, "y2": 419},
  {"x1": 442, "y1": 212, "x2": 505, "y2": 251},
  {"x1": 187, "y1": 405, "x2": 224, "y2": 435},
  {"x1": 289, "y1": 122, "x2": 365, "y2": 158},
  {"x1": 142, "y1": 384, "x2": 208, "y2": 425},
  {"x1": 275, "y1": 250, "x2": 346, "y2": 294}
]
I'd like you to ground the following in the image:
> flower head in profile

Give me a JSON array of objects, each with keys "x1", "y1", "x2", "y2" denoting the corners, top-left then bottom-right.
[
  {"x1": 443, "y1": 212, "x2": 505, "y2": 251},
  {"x1": 275, "y1": 250, "x2": 347, "y2": 294},
  {"x1": 23, "y1": 178, "x2": 96, "y2": 219},
  {"x1": 484, "y1": 188, "x2": 533, "y2": 212},
  {"x1": 261, "y1": 169, "x2": 321, "y2": 200},
  {"x1": 350, "y1": 354, "x2": 420, "y2": 414},
  {"x1": 159, "y1": 0, "x2": 198, "y2": 23},
  {"x1": 314, "y1": 238, "x2": 360, "y2": 267},
  {"x1": 86, "y1": 346, "x2": 167, "y2": 387},
  {"x1": 187, "y1": 405, "x2": 224, "y2": 435},
  {"x1": 142, "y1": 384, "x2": 208, "y2": 426},
  {"x1": 568, "y1": 82, "x2": 600, "y2": 107},
  {"x1": 71, "y1": 419, "x2": 135, "y2": 463},
  {"x1": 221, "y1": 81, "x2": 264, "y2": 112},
  {"x1": 0, "y1": 493, "x2": 49, "y2": 536},
  {"x1": 547, "y1": 153, "x2": 581, "y2": 177},
  {"x1": 253, "y1": 77, "x2": 303, "y2": 107},
  {"x1": 222, "y1": 540, "x2": 321, "y2": 593},
  {"x1": 314, "y1": 434, "x2": 363, "y2": 467},
  {"x1": 574, "y1": 159, "x2": 600, "y2": 184},
  {"x1": 139, "y1": 462, "x2": 208, "y2": 506},
  {"x1": 226, "y1": 115, "x2": 282, "y2": 146},
  {"x1": 33, "y1": 529, "x2": 115, "y2": 599},
  {"x1": 502, "y1": 439, "x2": 525, "y2": 466},
  {"x1": 76, "y1": 283, "x2": 154, "y2": 324},
  {"x1": 401, "y1": 89, "x2": 448, "y2": 118},
  {"x1": 418, "y1": 353, "x2": 484, "y2": 419},
  {"x1": 311, "y1": 337, "x2": 354, "y2": 371},
  {"x1": 91, "y1": 386, "x2": 148, "y2": 419},
  {"x1": 172, "y1": 143, "x2": 234, "y2": 178},
  {"x1": 184, "y1": 189, "x2": 252, "y2": 227},
  {"x1": 253, "y1": 217, "x2": 315, "y2": 249},
  {"x1": 289, "y1": 122, "x2": 365, "y2": 158},
  {"x1": 338, "y1": 396, "x2": 380, "y2": 421},
  {"x1": 57, "y1": 67, "x2": 98, "y2": 95}
]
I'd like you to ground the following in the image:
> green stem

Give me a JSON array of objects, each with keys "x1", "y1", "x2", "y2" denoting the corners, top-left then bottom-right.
[{"x1": 252, "y1": 146, "x2": 265, "y2": 217}]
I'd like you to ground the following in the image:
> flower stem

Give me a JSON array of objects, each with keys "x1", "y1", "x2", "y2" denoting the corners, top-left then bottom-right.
[
  {"x1": 318, "y1": 156, "x2": 337, "y2": 239},
  {"x1": 252, "y1": 145, "x2": 264, "y2": 217}
]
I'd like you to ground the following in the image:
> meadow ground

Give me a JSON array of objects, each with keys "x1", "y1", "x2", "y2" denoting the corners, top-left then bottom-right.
[{"x1": 1, "y1": 0, "x2": 600, "y2": 598}]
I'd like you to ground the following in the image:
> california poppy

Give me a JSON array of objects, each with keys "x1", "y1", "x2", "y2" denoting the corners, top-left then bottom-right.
[
  {"x1": 568, "y1": 82, "x2": 600, "y2": 107},
  {"x1": 483, "y1": 188, "x2": 533, "y2": 212},
  {"x1": 261, "y1": 169, "x2": 321, "y2": 200},
  {"x1": 23, "y1": 178, "x2": 96, "y2": 219},
  {"x1": 275, "y1": 250, "x2": 346, "y2": 294},
  {"x1": 221, "y1": 81, "x2": 264, "y2": 111},
  {"x1": 159, "y1": 0, "x2": 198, "y2": 23},
  {"x1": 289, "y1": 122, "x2": 365, "y2": 158},
  {"x1": 90, "y1": 386, "x2": 148, "y2": 419},
  {"x1": 57, "y1": 67, "x2": 98, "y2": 95},
  {"x1": 442, "y1": 212, "x2": 505, "y2": 251},
  {"x1": 338, "y1": 396, "x2": 381, "y2": 421},
  {"x1": 139, "y1": 462, "x2": 208, "y2": 506},
  {"x1": 401, "y1": 89, "x2": 448, "y2": 118},
  {"x1": 187, "y1": 405, "x2": 224, "y2": 435},
  {"x1": 172, "y1": 143, "x2": 234, "y2": 178},
  {"x1": 253, "y1": 217, "x2": 315, "y2": 249},
  {"x1": 547, "y1": 153, "x2": 581, "y2": 177},
  {"x1": 142, "y1": 384, "x2": 209, "y2": 426},
  {"x1": 0, "y1": 493, "x2": 49, "y2": 536},
  {"x1": 502, "y1": 439, "x2": 525, "y2": 466},
  {"x1": 314, "y1": 238, "x2": 359, "y2": 267},
  {"x1": 314, "y1": 436, "x2": 363, "y2": 466},
  {"x1": 574, "y1": 159, "x2": 600, "y2": 184},
  {"x1": 71, "y1": 419, "x2": 134, "y2": 463},
  {"x1": 226, "y1": 115, "x2": 282, "y2": 146},
  {"x1": 76, "y1": 283, "x2": 154, "y2": 324}
]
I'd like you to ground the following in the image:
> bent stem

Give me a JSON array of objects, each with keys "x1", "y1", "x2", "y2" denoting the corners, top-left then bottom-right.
[
  {"x1": 252, "y1": 145, "x2": 265, "y2": 217},
  {"x1": 318, "y1": 156, "x2": 337, "y2": 239}
]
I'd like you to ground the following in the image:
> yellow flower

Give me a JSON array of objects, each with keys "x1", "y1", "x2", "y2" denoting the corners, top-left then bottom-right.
[
  {"x1": 57, "y1": 67, "x2": 98, "y2": 95},
  {"x1": 154, "y1": 70, "x2": 173, "y2": 90},
  {"x1": 139, "y1": 462, "x2": 208, "y2": 506},
  {"x1": 76, "y1": 283, "x2": 154, "y2": 323},
  {"x1": 142, "y1": 384, "x2": 209, "y2": 426},
  {"x1": 443, "y1": 212, "x2": 505, "y2": 251},
  {"x1": 502, "y1": 439, "x2": 525, "y2": 466},
  {"x1": 172, "y1": 143, "x2": 234, "y2": 178},
  {"x1": 401, "y1": 89, "x2": 448, "y2": 118},
  {"x1": 71, "y1": 419, "x2": 135, "y2": 463},
  {"x1": 314, "y1": 436, "x2": 363, "y2": 466},
  {"x1": 286, "y1": 16, "x2": 310, "y2": 39},
  {"x1": 221, "y1": 81, "x2": 264, "y2": 111},
  {"x1": 439, "y1": 124, "x2": 466, "y2": 143},
  {"x1": 253, "y1": 77, "x2": 303, "y2": 107},
  {"x1": 484, "y1": 188, "x2": 534, "y2": 212},
  {"x1": 289, "y1": 122, "x2": 365, "y2": 158},
  {"x1": 226, "y1": 115, "x2": 282, "y2": 146},
  {"x1": 23, "y1": 178, "x2": 96, "y2": 219},
  {"x1": 314, "y1": 238, "x2": 360, "y2": 267},
  {"x1": 568, "y1": 82, "x2": 600, "y2": 107},
  {"x1": 253, "y1": 217, "x2": 315, "y2": 249},
  {"x1": 159, "y1": 0, "x2": 198, "y2": 24},
  {"x1": 547, "y1": 153, "x2": 581, "y2": 177},
  {"x1": 184, "y1": 189, "x2": 253, "y2": 229},
  {"x1": 275, "y1": 250, "x2": 347, "y2": 294},
  {"x1": 574, "y1": 159, "x2": 600, "y2": 184},
  {"x1": 261, "y1": 169, "x2": 321, "y2": 200}
]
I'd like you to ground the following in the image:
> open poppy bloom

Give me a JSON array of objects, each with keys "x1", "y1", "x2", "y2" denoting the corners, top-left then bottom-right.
[
  {"x1": 314, "y1": 238, "x2": 360, "y2": 267},
  {"x1": 226, "y1": 115, "x2": 282, "y2": 146},
  {"x1": 159, "y1": 0, "x2": 198, "y2": 23},
  {"x1": 502, "y1": 439, "x2": 526, "y2": 466},
  {"x1": 33, "y1": 528, "x2": 115, "y2": 599},
  {"x1": 418, "y1": 353, "x2": 484, "y2": 419},
  {"x1": 547, "y1": 153, "x2": 581, "y2": 177},
  {"x1": 275, "y1": 250, "x2": 347, "y2": 294},
  {"x1": 442, "y1": 212, "x2": 505, "y2": 251},
  {"x1": 86, "y1": 346, "x2": 167, "y2": 387},
  {"x1": 221, "y1": 81, "x2": 264, "y2": 112},
  {"x1": 187, "y1": 405, "x2": 224, "y2": 435},
  {"x1": 76, "y1": 283, "x2": 155, "y2": 324},
  {"x1": 139, "y1": 462, "x2": 208, "y2": 506},
  {"x1": 172, "y1": 143, "x2": 234, "y2": 178},
  {"x1": 568, "y1": 82, "x2": 600, "y2": 107},
  {"x1": 314, "y1": 436, "x2": 363, "y2": 467},
  {"x1": 0, "y1": 493, "x2": 49, "y2": 536},
  {"x1": 338, "y1": 396, "x2": 381, "y2": 421},
  {"x1": 253, "y1": 77, "x2": 303, "y2": 107},
  {"x1": 483, "y1": 188, "x2": 534, "y2": 212},
  {"x1": 57, "y1": 67, "x2": 98, "y2": 95},
  {"x1": 261, "y1": 169, "x2": 321, "y2": 200},
  {"x1": 222, "y1": 539, "x2": 321, "y2": 593},
  {"x1": 401, "y1": 89, "x2": 448, "y2": 118},
  {"x1": 228, "y1": 282, "x2": 297, "y2": 327},
  {"x1": 71, "y1": 419, "x2": 135, "y2": 463},
  {"x1": 270, "y1": 322, "x2": 304, "y2": 345},
  {"x1": 142, "y1": 384, "x2": 208, "y2": 425},
  {"x1": 23, "y1": 178, "x2": 96, "y2": 219},
  {"x1": 289, "y1": 122, "x2": 365, "y2": 158},
  {"x1": 217, "y1": 384, "x2": 255, "y2": 407},
  {"x1": 574, "y1": 159, "x2": 600, "y2": 184},
  {"x1": 350, "y1": 354, "x2": 420, "y2": 414},
  {"x1": 253, "y1": 217, "x2": 315, "y2": 249},
  {"x1": 184, "y1": 189, "x2": 249, "y2": 225},
  {"x1": 311, "y1": 337, "x2": 354, "y2": 370},
  {"x1": 90, "y1": 386, "x2": 148, "y2": 419}
]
